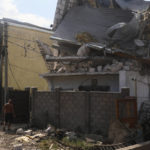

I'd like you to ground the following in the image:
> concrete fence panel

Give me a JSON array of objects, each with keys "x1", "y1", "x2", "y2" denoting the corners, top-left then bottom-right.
[{"x1": 31, "y1": 88, "x2": 129, "y2": 134}]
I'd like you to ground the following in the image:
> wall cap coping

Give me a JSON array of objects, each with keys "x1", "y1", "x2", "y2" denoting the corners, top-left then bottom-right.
[{"x1": 41, "y1": 72, "x2": 119, "y2": 78}]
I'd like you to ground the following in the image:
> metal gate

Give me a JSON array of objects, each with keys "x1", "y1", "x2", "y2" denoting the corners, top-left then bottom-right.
[{"x1": 8, "y1": 89, "x2": 30, "y2": 123}]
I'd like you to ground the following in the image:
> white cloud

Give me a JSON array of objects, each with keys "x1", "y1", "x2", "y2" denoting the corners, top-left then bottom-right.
[{"x1": 0, "y1": 0, "x2": 51, "y2": 28}]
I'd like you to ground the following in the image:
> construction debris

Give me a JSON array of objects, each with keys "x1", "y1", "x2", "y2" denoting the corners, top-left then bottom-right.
[
  {"x1": 108, "y1": 120, "x2": 132, "y2": 144},
  {"x1": 87, "y1": 0, "x2": 97, "y2": 8},
  {"x1": 75, "y1": 32, "x2": 97, "y2": 44},
  {"x1": 139, "y1": 101, "x2": 150, "y2": 141},
  {"x1": 13, "y1": 144, "x2": 23, "y2": 150},
  {"x1": 15, "y1": 136, "x2": 31, "y2": 143},
  {"x1": 77, "y1": 44, "x2": 90, "y2": 56},
  {"x1": 65, "y1": 132, "x2": 77, "y2": 141},
  {"x1": 24, "y1": 130, "x2": 32, "y2": 136},
  {"x1": 1, "y1": 121, "x2": 144, "y2": 150},
  {"x1": 46, "y1": 0, "x2": 150, "y2": 77},
  {"x1": 16, "y1": 128, "x2": 24, "y2": 135}
]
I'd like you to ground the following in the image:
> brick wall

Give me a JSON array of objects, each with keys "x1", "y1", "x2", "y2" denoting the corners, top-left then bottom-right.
[{"x1": 31, "y1": 88, "x2": 129, "y2": 134}]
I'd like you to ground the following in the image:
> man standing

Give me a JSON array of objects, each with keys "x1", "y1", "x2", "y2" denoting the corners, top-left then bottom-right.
[{"x1": 3, "y1": 99, "x2": 15, "y2": 131}]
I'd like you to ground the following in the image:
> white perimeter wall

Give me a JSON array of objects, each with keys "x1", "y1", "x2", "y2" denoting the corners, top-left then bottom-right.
[{"x1": 119, "y1": 71, "x2": 150, "y2": 110}]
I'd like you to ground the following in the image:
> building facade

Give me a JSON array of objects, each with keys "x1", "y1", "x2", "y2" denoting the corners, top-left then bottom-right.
[
  {"x1": 43, "y1": 0, "x2": 150, "y2": 110},
  {"x1": 0, "y1": 18, "x2": 54, "y2": 90}
]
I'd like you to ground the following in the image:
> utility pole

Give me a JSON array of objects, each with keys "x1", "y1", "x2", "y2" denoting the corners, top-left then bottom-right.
[
  {"x1": 0, "y1": 22, "x2": 3, "y2": 109},
  {"x1": 3, "y1": 22, "x2": 8, "y2": 104}
]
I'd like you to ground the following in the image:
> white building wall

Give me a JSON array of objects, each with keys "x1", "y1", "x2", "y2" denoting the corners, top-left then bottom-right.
[
  {"x1": 119, "y1": 71, "x2": 150, "y2": 110},
  {"x1": 47, "y1": 74, "x2": 119, "y2": 92}
]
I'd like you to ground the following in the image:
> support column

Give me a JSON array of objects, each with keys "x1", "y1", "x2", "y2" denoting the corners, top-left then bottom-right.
[
  {"x1": 55, "y1": 88, "x2": 60, "y2": 128},
  {"x1": 31, "y1": 88, "x2": 37, "y2": 125},
  {"x1": 3, "y1": 22, "x2": 8, "y2": 105},
  {"x1": 0, "y1": 23, "x2": 3, "y2": 111},
  {"x1": 25, "y1": 87, "x2": 31, "y2": 124},
  {"x1": 85, "y1": 92, "x2": 91, "y2": 133}
]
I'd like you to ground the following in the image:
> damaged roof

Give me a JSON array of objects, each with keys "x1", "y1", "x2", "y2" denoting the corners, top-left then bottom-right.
[
  {"x1": 116, "y1": 0, "x2": 150, "y2": 12},
  {"x1": 52, "y1": 6, "x2": 133, "y2": 44}
]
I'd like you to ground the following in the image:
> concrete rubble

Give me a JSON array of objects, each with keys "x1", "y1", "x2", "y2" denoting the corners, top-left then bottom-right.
[
  {"x1": 39, "y1": 0, "x2": 150, "y2": 79},
  {"x1": 33, "y1": 1, "x2": 150, "y2": 148},
  {"x1": 139, "y1": 101, "x2": 150, "y2": 141},
  {"x1": 65, "y1": 131, "x2": 77, "y2": 141},
  {"x1": 108, "y1": 120, "x2": 132, "y2": 144},
  {"x1": 16, "y1": 128, "x2": 24, "y2": 135},
  {"x1": 13, "y1": 144, "x2": 22, "y2": 150},
  {"x1": 9, "y1": 121, "x2": 144, "y2": 150},
  {"x1": 47, "y1": 58, "x2": 142, "y2": 74},
  {"x1": 0, "y1": 121, "x2": 146, "y2": 150}
]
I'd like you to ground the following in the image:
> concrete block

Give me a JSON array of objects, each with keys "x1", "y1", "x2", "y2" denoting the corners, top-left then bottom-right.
[
  {"x1": 97, "y1": 66, "x2": 102, "y2": 72},
  {"x1": 13, "y1": 144, "x2": 22, "y2": 150},
  {"x1": 89, "y1": 67, "x2": 95, "y2": 73}
]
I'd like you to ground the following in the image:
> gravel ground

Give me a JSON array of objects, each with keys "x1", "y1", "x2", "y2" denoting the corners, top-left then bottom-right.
[{"x1": 0, "y1": 124, "x2": 39, "y2": 150}]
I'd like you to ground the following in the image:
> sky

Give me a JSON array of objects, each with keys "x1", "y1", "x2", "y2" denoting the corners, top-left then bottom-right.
[
  {"x1": 0, "y1": 0, "x2": 150, "y2": 28},
  {"x1": 0, "y1": 0, "x2": 58, "y2": 28}
]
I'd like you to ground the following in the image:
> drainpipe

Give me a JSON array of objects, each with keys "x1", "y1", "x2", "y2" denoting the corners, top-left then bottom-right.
[
  {"x1": 132, "y1": 77, "x2": 137, "y2": 97},
  {"x1": 135, "y1": 78, "x2": 137, "y2": 98}
]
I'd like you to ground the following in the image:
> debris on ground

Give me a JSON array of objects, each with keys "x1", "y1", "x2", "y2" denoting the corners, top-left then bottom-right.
[
  {"x1": 65, "y1": 131, "x2": 77, "y2": 141},
  {"x1": 16, "y1": 128, "x2": 24, "y2": 135},
  {"x1": 108, "y1": 120, "x2": 132, "y2": 144},
  {"x1": 44, "y1": 124, "x2": 56, "y2": 135},
  {"x1": 139, "y1": 101, "x2": 150, "y2": 141},
  {"x1": 0, "y1": 122, "x2": 145, "y2": 150},
  {"x1": 13, "y1": 144, "x2": 23, "y2": 150},
  {"x1": 84, "y1": 134, "x2": 103, "y2": 144},
  {"x1": 24, "y1": 129, "x2": 32, "y2": 136}
]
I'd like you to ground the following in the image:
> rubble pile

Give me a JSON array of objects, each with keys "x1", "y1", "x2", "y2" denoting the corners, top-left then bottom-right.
[
  {"x1": 75, "y1": 32, "x2": 97, "y2": 44},
  {"x1": 46, "y1": 0, "x2": 150, "y2": 76},
  {"x1": 139, "y1": 101, "x2": 150, "y2": 141},
  {"x1": 108, "y1": 120, "x2": 132, "y2": 144},
  {"x1": 87, "y1": 0, "x2": 97, "y2": 8},
  {"x1": 50, "y1": 58, "x2": 141, "y2": 74},
  {"x1": 9, "y1": 121, "x2": 142, "y2": 150}
]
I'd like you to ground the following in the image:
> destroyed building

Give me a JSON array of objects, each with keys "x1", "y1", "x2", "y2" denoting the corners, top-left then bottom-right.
[{"x1": 41, "y1": 0, "x2": 150, "y2": 110}]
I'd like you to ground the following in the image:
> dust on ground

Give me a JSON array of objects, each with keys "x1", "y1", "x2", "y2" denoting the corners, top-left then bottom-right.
[{"x1": 0, "y1": 124, "x2": 39, "y2": 150}]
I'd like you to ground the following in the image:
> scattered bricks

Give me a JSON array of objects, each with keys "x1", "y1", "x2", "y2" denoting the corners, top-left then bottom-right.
[
  {"x1": 97, "y1": 66, "x2": 102, "y2": 72},
  {"x1": 110, "y1": 62, "x2": 123, "y2": 72},
  {"x1": 77, "y1": 44, "x2": 90, "y2": 56},
  {"x1": 24, "y1": 130, "x2": 32, "y2": 136},
  {"x1": 89, "y1": 67, "x2": 95, "y2": 73},
  {"x1": 123, "y1": 65, "x2": 130, "y2": 71},
  {"x1": 13, "y1": 144, "x2": 23, "y2": 150},
  {"x1": 16, "y1": 128, "x2": 24, "y2": 135},
  {"x1": 103, "y1": 64, "x2": 111, "y2": 72}
]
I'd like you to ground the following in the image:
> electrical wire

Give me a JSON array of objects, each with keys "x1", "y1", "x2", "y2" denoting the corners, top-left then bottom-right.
[
  {"x1": 8, "y1": 60, "x2": 21, "y2": 89},
  {"x1": 8, "y1": 35, "x2": 37, "y2": 43},
  {"x1": 10, "y1": 53, "x2": 43, "y2": 59},
  {"x1": 7, "y1": 34, "x2": 52, "y2": 48},
  {"x1": 8, "y1": 40, "x2": 41, "y2": 54},
  {"x1": 9, "y1": 63, "x2": 40, "y2": 74}
]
